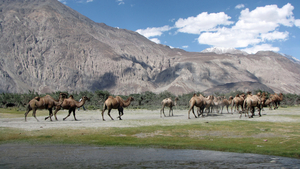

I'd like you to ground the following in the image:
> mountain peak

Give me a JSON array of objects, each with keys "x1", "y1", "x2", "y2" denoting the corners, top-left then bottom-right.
[{"x1": 201, "y1": 47, "x2": 248, "y2": 55}]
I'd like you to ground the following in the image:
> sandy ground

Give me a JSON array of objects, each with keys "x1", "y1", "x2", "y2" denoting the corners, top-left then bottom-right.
[
  {"x1": 1, "y1": 107, "x2": 300, "y2": 131},
  {"x1": 1, "y1": 107, "x2": 300, "y2": 168}
]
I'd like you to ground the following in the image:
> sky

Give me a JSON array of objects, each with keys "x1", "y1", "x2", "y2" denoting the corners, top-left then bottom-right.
[{"x1": 59, "y1": 0, "x2": 300, "y2": 60}]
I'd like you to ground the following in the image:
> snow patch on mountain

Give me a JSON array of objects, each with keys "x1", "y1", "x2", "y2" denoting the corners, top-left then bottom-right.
[
  {"x1": 282, "y1": 54, "x2": 300, "y2": 64},
  {"x1": 201, "y1": 47, "x2": 248, "y2": 55}
]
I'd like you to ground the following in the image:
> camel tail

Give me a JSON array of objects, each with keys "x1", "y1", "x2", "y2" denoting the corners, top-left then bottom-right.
[{"x1": 102, "y1": 102, "x2": 107, "y2": 111}]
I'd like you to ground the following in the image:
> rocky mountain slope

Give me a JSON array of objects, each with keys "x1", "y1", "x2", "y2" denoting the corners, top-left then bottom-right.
[{"x1": 1, "y1": 0, "x2": 300, "y2": 95}]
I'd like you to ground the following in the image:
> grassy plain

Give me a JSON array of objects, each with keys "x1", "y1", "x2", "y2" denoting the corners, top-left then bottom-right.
[{"x1": 0, "y1": 107, "x2": 299, "y2": 158}]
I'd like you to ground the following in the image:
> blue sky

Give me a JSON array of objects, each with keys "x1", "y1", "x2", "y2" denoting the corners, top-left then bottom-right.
[{"x1": 59, "y1": 0, "x2": 300, "y2": 60}]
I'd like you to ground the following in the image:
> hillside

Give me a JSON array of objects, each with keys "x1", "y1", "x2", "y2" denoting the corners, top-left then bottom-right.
[{"x1": 1, "y1": 0, "x2": 300, "y2": 95}]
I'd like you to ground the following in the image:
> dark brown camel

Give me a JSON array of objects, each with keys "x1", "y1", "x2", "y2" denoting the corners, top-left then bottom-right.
[
  {"x1": 45, "y1": 95, "x2": 90, "y2": 121},
  {"x1": 24, "y1": 93, "x2": 68, "y2": 122}
]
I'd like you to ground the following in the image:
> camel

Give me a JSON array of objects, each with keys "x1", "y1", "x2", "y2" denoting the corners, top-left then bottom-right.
[
  {"x1": 200, "y1": 95, "x2": 214, "y2": 116},
  {"x1": 101, "y1": 96, "x2": 134, "y2": 121},
  {"x1": 213, "y1": 96, "x2": 223, "y2": 113},
  {"x1": 193, "y1": 94, "x2": 214, "y2": 117},
  {"x1": 160, "y1": 97, "x2": 178, "y2": 118},
  {"x1": 187, "y1": 94, "x2": 203, "y2": 119},
  {"x1": 262, "y1": 97, "x2": 274, "y2": 110},
  {"x1": 45, "y1": 95, "x2": 90, "y2": 121},
  {"x1": 231, "y1": 93, "x2": 246, "y2": 113},
  {"x1": 271, "y1": 93, "x2": 283, "y2": 109},
  {"x1": 219, "y1": 96, "x2": 233, "y2": 114},
  {"x1": 24, "y1": 93, "x2": 68, "y2": 122},
  {"x1": 240, "y1": 92, "x2": 262, "y2": 118}
]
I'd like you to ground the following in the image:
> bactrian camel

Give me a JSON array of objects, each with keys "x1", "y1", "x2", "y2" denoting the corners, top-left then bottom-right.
[
  {"x1": 240, "y1": 92, "x2": 262, "y2": 118},
  {"x1": 270, "y1": 93, "x2": 283, "y2": 109},
  {"x1": 24, "y1": 93, "x2": 68, "y2": 122},
  {"x1": 196, "y1": 95, "x2": 214, "y2": 116},
  {"x1": 231, "y1": 93, "x2": 246, "y2": 113},
  {"x1": 102, "y1": 96, "x2": 134, "y2": 121},
  {"x1": 220, "y1": 96, "x2": 233, "y2": 114},
  {"x1": 160, "y1": 97, "x2": 178, "y2": 118},
  {"x1": 188, "y1": 94, "x2": 202, "y2": 119},
  {"x1": 45, "y1": 95, "x2": 90, "y2": 121}
]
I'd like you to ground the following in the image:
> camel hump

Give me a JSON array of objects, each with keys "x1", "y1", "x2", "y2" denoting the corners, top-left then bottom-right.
[{"x1": 235, "y1": 94, "x2": 239, "y2": 97}]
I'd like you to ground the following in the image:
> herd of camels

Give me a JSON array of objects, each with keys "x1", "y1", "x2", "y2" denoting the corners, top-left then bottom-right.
[{"x1": 24, "y1": 91, "x2": 283, "y2": 122}]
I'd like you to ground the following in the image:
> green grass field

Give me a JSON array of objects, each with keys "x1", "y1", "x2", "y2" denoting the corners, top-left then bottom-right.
[{"x1": 0, "y1": 107, "x2": 300, "y2": 158}]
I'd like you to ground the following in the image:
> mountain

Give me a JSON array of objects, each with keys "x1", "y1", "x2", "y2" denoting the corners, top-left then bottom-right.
[{"x1": 1, "y1": 0, "x2": 300, "y2": 95}]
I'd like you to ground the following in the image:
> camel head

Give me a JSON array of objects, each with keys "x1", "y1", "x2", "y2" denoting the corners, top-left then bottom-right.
[
  {"x1": 82, "y1": 96, "x2": 90, "y2": 101},
  {"x1": 59, "y1": 93, "x2": 68, "y2": 99},
  {"x1": 128, "y1": 97, "x2": 134, "y2": 101}
]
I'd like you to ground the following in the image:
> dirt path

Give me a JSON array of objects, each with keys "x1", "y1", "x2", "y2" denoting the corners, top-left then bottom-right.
[{"x1": 1, "y1": 107, "x2": 300, "y2": 131}]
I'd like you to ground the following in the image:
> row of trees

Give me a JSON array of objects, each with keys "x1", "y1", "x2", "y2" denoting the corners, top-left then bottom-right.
[{"x1": 1, "y1": 90, "x2": 299, "y2": 110}]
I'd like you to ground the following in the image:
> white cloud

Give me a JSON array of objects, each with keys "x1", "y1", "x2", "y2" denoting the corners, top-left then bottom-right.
[
  {"x1": 175, "y1": 12, "x2": 233, "y2": 34},
  {"x1": 136, "y1": 25, "x2": 172, "y2": 38},
  {"x1": 197, "y1": 3, "x2": 298, "y2": 51},
  {"x1": 235, "y1": 4, "x2": 245, "y2": 9},
  {"x1": 117, "y1": 0, "x2": 125, "y2": 5},
  {"x1": 58, "y1": 0, "x2": 67, "y2": 4},
  {"x1": 241, "y1": 44, "x2": 280, "y2": 54},
  {"x1": 150, "y1": 38, "x2": 160, "y2": 44},
  {"x1": 295, "y1": 19, "x2": 300, "y2": 28},
  {"x1": 261, "y1": 31, "x2": 289, "y2": 41},
  {"x1": 182, "y1": 45, "x2": 189, "y2": 49}
]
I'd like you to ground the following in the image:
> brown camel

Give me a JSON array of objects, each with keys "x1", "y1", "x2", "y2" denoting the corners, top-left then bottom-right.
[
  {"x1": 45, "y1": 95, "x2": 90, "y2": 121},
  {"x1": 220, "y1": 96, "x2": 233, "y2": 114},
  {"x1": 231, "y1": 93, "x2": 245, "y2": 113},
  {"x1": 200, "y1": 95, "x2": 214, "y2": 116},
  {"x1": 187, "y1": 94, "x2": 203, "y2": 119},
  {"x1": 262, "y1": 97, "x2": 274, "y2": 110},
  {"x1": 193, "y1": 94, "x2": 214, "y2": 117},
  {"x1": 24, "y1": 93, "x2": 68, "y2": 122},
  {"x1": 160, "y1": 97, "x2": 178, "y2": 118},
  {"x1": 101, "y1": 96, "x2": 134, "y2": 121},
  {"x1": 271, "y1": 93, "x2": 283, "y2": 109},
  {"x1": 240, "y1": 92, "x2": 262, "y2": 118}
]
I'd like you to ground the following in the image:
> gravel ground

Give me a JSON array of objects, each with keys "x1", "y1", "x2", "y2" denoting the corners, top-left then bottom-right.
[{"x1": 1, "y1": 107, "x2": 300, "y2": 168}]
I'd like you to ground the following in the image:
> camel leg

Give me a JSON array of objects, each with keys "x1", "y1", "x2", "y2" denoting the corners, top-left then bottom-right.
[
  {"x1": 101, "y1": 109, "x2": 106, "y2": 121},
  {"x1": 107, "y1": 109, "x2": 114, "y2": 120},
  {"x1": 188, "y1": 106, "x2": 197, "y2": 119},
  {"x1": 48, "y1": 109, "x2": 53, "y2": 121},
  {"x1": 32, "y1": 109, "x2": 39, "y2": 122},
  {"x1": 72, "y1": 109, "x2": 78, "y2": 121},
  {"x1": 24, "y1": 106, "x2": 32, "y2": 122},
  {"x1": 161, "y1": 105, "x2": 166, "y2": 117},
  {"x1": 53, "y1": 108, "x2": 60, "y2": 121},
  {"x1": 63, "y1": 110, "x2": 72, "y2": 121},
  {"x1": 170, "y1": 107, "x2": 173, "y2": 116},
  {"x1": 117, "y1": 107, "x2": 123, "y2": 120}
]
